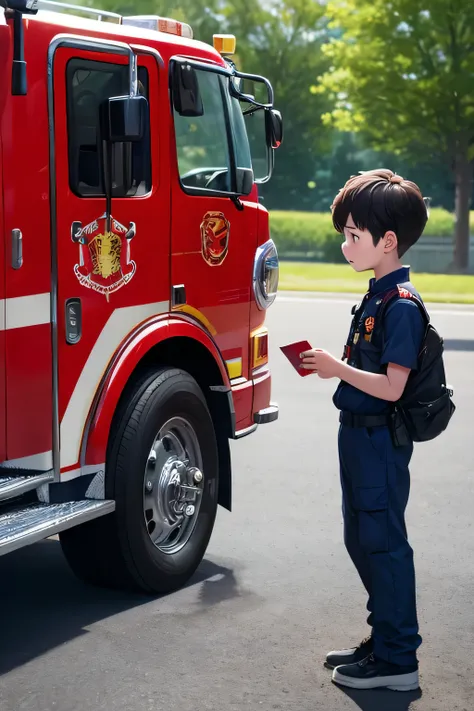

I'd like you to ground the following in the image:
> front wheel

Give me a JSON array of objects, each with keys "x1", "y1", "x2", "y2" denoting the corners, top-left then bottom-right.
[{"x1": 60, "y1": 367, "x2": 220, "y2": 594}]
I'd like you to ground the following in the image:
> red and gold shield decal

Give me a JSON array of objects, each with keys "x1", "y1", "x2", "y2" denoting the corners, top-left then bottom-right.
[
  {"x1": 73, "y1": 214, "x2": 136, "y2": 300},
  {"x1": 200, "y1": 211, "x2": 230, "y2": 266},
  {"x1": 364, "y1": 316, "x2": 375, "y2": 333}
]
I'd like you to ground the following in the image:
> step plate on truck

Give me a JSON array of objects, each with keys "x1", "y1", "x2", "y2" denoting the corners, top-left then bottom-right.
[
  {"x1": 0, "y1": 501, "x2": 115, "y2": 555},
  {"x1": 0, "y1": 472, "x2": 54, "y2": 501}
]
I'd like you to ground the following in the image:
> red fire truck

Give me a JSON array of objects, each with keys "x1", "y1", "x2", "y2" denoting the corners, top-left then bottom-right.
[{"x1": 0, "y1": 0, "x2": 282, "y2": 593}]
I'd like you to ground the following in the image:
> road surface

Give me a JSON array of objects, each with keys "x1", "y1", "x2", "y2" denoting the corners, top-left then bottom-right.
[{"x1": 0, "y1": 294, "x2": 472, "y2": 711}]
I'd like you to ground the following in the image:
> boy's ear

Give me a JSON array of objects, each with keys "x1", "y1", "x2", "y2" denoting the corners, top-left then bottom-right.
[{"x1": 383, "y1": 230, "x2": 398, "y2": 254}]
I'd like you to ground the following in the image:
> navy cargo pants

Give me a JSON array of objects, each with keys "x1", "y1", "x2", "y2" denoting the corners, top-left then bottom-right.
[{"x1": 338, "y1": 423, "x2": 422, "y2": 666}]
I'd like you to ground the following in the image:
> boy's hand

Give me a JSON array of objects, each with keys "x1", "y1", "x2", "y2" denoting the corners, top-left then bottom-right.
[{"x1": 300, "y1": 349, "x2": 341, "y2": 379}]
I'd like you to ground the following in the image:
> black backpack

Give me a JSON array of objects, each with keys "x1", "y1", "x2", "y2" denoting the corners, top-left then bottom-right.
[{"x1": 375, "y1": 285, "x2": 455, "y2": 444}]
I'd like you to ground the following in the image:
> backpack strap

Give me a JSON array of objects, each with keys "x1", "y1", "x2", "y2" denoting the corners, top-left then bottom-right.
[
  {"x1": 373, "y1": 283, "x2": 430, "y2": 356},
  {"x1": 376, "y1": 283, "x2": 430, "y2": 328},
  {"x1": 342, "y1": 291, "x2": 371, "y2": 361}
]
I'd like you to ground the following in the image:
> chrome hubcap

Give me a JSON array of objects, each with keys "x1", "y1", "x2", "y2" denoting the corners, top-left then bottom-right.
[{"x1": 143, "y1": 417, "x2": 203, "y2": 554}]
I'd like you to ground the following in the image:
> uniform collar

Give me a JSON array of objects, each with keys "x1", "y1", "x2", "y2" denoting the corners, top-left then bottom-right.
[{"x1": 368, "y1": 266, "x2": 410, "y2": 295}]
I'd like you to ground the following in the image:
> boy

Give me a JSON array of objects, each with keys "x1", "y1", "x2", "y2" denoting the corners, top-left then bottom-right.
[{"x1": 301, "y1": 169, "x2": 429, "y2": 692}]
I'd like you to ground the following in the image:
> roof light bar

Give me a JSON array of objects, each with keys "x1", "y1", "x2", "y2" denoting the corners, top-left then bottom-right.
[{"x1": 122, "y1": 15, "x2": 193, "y2": 39}]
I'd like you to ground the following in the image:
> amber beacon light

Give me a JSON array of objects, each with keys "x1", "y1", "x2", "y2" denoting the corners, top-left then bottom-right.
[{"x1": 213, "y1": 34, "x2": 236, "y2": 56}]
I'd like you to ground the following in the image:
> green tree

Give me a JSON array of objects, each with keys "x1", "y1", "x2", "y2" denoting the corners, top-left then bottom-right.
[{"x1": 317, "y1": 0, "x2": 474, "y2": 271}]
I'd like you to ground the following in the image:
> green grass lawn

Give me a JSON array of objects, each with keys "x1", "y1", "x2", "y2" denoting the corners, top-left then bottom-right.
[{"x1": 279, "y1": 262, "x2": 474, "y2": 304}]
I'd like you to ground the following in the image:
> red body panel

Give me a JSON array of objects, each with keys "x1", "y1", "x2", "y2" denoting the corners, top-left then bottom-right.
[
  {"x1": 170, "y1": 194, "x2": 260, "y2": 426},
  {"x1": 84, "y1": 315, "x2": 231, "y2": 467},
  {"x1": 0, "y1": 9, "x2": 274, "y2": 476},
  {"x1": 1, "y1": 16, "x2": 53, "y2": 461},
  {"x1": 0, "y1": 68, "x2": 6, "y2": 463}
]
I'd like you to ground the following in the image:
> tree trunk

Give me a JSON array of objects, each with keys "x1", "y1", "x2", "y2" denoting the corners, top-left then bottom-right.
[{"x1": 452, "y1": 152, "x2": 473, "y2": 272}]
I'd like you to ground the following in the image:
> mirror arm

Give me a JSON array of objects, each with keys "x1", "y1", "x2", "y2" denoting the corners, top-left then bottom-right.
[
  {"x1": 230, "y1": 69, "x2": 274, "y2": 107},
  {"x1": 128, "y1": 51, "x2": 138, "y2": 98},
  {"x1": 242, "y1": 105, "x2": 260, "y2": 117},
  {"x1": 101, "y1": 140, "x2": 113, "y2": 231},
  {"x1": 125, "y1": 221, "x2": 136, "y2": 240},
  {"x1": 231, "y1": 196, "x2": 244, "y2": 212}
]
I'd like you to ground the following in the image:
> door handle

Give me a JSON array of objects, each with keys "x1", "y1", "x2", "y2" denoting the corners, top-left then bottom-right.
[
  {"x1": 125, "y1": 222, "x2": 136, "y2": 240},
  {"x1": 71, "y1": 221, "x2": 85, "y2": 243},
  {"x1": 11, "y1": 228, "x2": 23, "y2": 269},
  {"x1": 65, "y1": 298, "x2": 82, "y2": 345}
]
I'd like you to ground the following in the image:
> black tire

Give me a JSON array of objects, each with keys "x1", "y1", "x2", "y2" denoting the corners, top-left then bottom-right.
[{"x1": 60, "y1": 367, "x2": 219, "y2": 594}]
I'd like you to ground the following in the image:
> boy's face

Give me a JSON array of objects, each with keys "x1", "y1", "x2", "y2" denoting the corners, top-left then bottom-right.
[{"x1": 341, "y1": 214, "x2": 388, "y2": 272}]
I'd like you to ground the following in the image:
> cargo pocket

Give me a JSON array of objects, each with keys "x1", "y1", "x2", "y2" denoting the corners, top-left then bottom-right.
[
  {"x1": 365, "y1": 425, "x2": 393, "y2": 463},
  {"x1": 355, "y1": 486, "x2": 389, "y2": 554}
]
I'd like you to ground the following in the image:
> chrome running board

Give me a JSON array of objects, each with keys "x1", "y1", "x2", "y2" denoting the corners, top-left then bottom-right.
[
  {"x1": 0, "y1": 500, "x2": 115, "y2": 555},
  {"x1": 0, "y1": 472, "x2": 54, "y2": 501}
]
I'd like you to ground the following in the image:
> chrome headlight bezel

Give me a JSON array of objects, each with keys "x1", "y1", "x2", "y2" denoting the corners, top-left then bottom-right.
[{"x1": 253, "y1": 238, "x2": 279, "y2": 310}]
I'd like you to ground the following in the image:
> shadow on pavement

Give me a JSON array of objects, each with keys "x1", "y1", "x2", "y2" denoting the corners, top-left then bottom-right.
[
  {"x1": 336, "y1": 685, "x2": 422, "y2": 710},
  {"x1": 0, "y1": 538, "x2": 237, "y2": 677}
]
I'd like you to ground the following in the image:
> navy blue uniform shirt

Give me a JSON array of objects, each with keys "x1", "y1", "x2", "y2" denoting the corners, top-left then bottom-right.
[{"x1": 333, "y1": 267, "x2": 425, "y2": 415}]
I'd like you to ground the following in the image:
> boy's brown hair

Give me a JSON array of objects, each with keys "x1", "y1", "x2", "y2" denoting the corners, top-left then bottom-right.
[{"x1": 331, "y1": 169, "x2": 429, "y2": 257}]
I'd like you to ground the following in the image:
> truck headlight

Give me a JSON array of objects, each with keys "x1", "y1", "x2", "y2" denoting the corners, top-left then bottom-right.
[{"x1": 253, "y1": 239, "x2": 279, "y2": 310}]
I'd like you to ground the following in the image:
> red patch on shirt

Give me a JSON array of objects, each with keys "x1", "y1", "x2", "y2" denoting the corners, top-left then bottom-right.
[{"x1": 365, "y1": 316, "x2": 375, "y2": 333}]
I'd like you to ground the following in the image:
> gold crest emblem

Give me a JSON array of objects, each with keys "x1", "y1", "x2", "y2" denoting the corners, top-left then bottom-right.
[
  {"x1": 73, "y1": 214, "x2": 136, "y2": 300},
  {"x1": 200, "y1": 211, "x2": 230, "y2": 266}
]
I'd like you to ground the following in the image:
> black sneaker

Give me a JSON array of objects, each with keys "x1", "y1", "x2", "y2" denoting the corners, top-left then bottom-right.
[
  {"x1": 332, "y1": 653, "x2": 419, "y2": 691},
  {"x1": 325, "y1": 635, "x2": 373, "y2": 669}
]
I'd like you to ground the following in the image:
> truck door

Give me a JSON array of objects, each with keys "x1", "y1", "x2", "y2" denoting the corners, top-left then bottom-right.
[
  {"x1": 2, "y1": 29, "x2": 53, "y2": 469},
  {"x1": 169, "y1": 61, "x2": 259, "y2": 427},
  {"x1": 51, "y1": 41, "x2": 169, "y2": 476}
]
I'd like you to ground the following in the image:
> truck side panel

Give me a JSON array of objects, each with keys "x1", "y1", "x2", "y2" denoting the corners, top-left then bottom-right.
[
  {"x1": 1, "y1": 15, "x2": 53, "y2": 465},
  {"x1": 0, "y1": 27, "x2": 7, "y2": 462}
]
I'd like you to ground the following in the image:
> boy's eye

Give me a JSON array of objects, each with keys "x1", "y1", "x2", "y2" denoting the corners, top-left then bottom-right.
[{"x1": 351, "y1": 233, "x2": 359, "y2": 242}]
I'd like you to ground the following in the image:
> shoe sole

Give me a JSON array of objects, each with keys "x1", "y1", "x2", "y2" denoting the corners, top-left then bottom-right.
[{"x1": 332, "y1": 668, "x2": 419, "y2": 692}]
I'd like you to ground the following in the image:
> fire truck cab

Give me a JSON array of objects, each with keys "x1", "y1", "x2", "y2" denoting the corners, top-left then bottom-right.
[{"x1": 0, "y1": 0, "x2": 282, "y2": 593}]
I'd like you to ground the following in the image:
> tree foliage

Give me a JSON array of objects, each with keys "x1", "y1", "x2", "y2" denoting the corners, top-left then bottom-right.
[
  {"x1": 86, "y1": 0, "x2": 473, "y2": 257},
  {"x1": 317, "y1": 0, "x2": 474, "y2": 268}
]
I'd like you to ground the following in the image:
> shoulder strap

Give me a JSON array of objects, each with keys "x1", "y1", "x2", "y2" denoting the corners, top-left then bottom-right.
[
  {"x1": 342, "y1": 291, "x2": 370, "y2": 360},
  {"x1": 376, "y1": 282, "x2": 430, "y2": 327}
]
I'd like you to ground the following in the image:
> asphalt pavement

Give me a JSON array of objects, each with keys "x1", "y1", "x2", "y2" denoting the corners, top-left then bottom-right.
[{"x1": 0, "y1": 294, "x2": 473, "y2": 711}]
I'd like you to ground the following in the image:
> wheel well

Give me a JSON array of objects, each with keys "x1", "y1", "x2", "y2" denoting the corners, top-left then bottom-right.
[
  {"x1": 140, "y1": 337, "x2": 224, "y2": 392},
  {"x1": 111, "y1": 336, "x2": 234, "y2": 511}
]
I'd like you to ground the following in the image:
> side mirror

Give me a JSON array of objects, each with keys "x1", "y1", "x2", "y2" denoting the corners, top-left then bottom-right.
[
  {"x1": 171, "y1": 62, "x2": 204, "y2": 117},
  {"x1": 101, "y1": 94, "x2": 148, "y2": 143},
  {"x1": 4, "y1": 0, "x2": 38, "y2": 13},
  {"x1": 265, "y1": 109, "x2": 283, "y2": 149},
  {"x1": 236, "y1": 167, "x2": 254, "y2": 196}
]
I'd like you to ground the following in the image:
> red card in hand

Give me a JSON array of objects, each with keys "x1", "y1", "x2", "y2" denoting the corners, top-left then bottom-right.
[{"x1": 280, "y1": 340, "x2": 313, "y2": 377}]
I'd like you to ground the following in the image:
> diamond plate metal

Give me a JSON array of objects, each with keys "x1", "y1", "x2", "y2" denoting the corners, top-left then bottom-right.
[
  {"x1": 0, "y1": 500, "x2": 115, "y2": 555},
  {"x1": 0, "y1": 472, "x2": 54, "y2": 501}
]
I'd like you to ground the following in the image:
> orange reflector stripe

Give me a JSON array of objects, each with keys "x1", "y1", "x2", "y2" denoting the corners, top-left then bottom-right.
[{"x1": 252, "y1": 327, "x2": 269, "y2": 370}]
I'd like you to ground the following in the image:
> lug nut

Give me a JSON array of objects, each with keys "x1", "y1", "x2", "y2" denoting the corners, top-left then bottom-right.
[
  {"x1": 185, "y1": 505, "x2": 195, "y2": 517},
  {"x1": 146, "y1": 481, "x2": 153, "y2": 492},
  {"x1": 193, "y1": 469, "x2": 203, "y2": 484}
]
